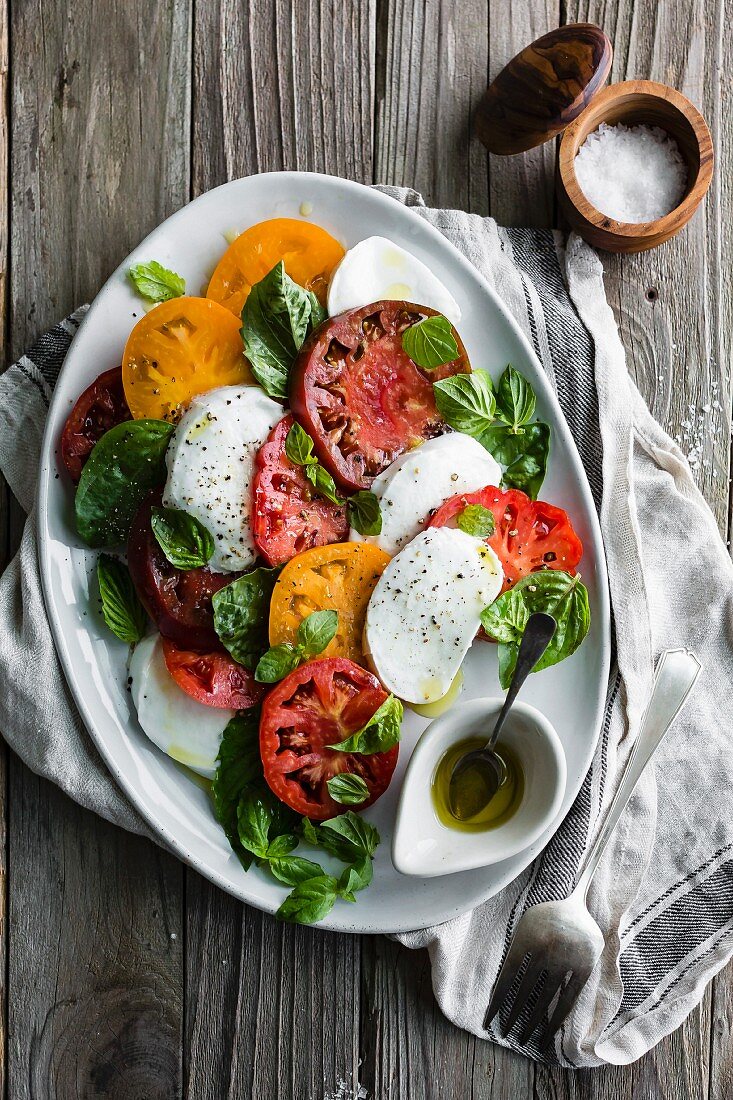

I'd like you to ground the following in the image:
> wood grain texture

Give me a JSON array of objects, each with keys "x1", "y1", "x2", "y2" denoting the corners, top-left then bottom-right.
[
  {"x1": 188, "y1": 5, "x2": 375, "y2": 1099},
  {"x1": 193, "y1": 0, "x2": 376, "y2": 193},
  {"x1": 487, "y1": 0, "x2": 557, "y2": 227},
  {"x1": 7, "y1": 1, "x2": 192, "y2": 1097}
]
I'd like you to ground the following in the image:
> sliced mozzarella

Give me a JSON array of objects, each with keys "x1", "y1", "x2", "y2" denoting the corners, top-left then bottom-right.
[
  {"x1": 350, "y1": 433, "x2": 501, "y2": 555},
  {"x1": 327, "y1": 236, "x2": 461, "y2": 324},
  {"x1": 129, "y1": 634, "x2": 234, "y2": 778},
  {"x1": 364, "y1": 528, "x2": 504, "y2": 704},
  {"x1": 163, "y1": 385, "x2": 281, "y2": 572}
]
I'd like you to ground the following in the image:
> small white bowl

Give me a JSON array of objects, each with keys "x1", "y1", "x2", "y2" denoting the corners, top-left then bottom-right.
[{"x1": 392, "y1": 698, "x2": 567, "y2": 877}]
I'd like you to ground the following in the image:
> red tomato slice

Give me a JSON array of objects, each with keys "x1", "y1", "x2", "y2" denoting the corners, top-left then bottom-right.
[
  {"x1": 428, "y1": 486, "x2": 583, "y2": 591},
  {"x1": 289, "y1": 300, "x2": 471, "y2": 491},
  {"x1": 128, "y1": 489, "x2": 237, "y2": 650},
  {"x1": 60, "y1": 366, "x2": 131, "y2": 482},
  {"x1": 252, "y1": 414, "x2": 349, "y2": 567},
  {"x1": 161, "y1": 637, "x2": 264, "y2": 710},
  {"x1": 260, "y1": 657, "x2": 399, "y2": 821}
]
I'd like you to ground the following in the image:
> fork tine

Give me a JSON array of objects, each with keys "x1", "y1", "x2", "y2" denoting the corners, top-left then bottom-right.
[
  {"x1": 483, "y1": 938, "x2": 533, "y2": 1030},
  {"x1": 500, "y1": 955, "x2": 545, "y2": 1036},
  {"x1": 517, "y1": 971, "x2": 565, "y2": 1045},
  {"x1": 538, "y1": 967, "x2": 594, "y2": 1051}
]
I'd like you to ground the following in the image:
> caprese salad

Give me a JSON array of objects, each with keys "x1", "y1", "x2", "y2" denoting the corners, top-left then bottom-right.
[{"x1": 59, "y1": 217, "x2": 590, "y2": 925}]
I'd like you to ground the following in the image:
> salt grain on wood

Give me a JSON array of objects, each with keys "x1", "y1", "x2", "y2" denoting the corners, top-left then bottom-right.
[{"x1": 574, "y1": 122, "x2": 688, "y2": 223}]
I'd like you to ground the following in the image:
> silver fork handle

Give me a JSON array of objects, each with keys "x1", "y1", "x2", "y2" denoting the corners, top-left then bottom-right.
[{"x1": 573, "y1": 649, "x2": 701, "y2": 901}]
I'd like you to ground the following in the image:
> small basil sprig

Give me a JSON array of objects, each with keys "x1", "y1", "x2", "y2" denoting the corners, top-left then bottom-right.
[
  {"x1": 212, "y1": 566, "x2": 280, "y2": 670},
  {"x1": 75, "y1": 419, "x2": 174, "y2": 547},
  {"x1": 128, "y1": 260, "x2": 186, "y2": 303},
  {"x1": 495, "y1": 364, "x2": 537, "y2": 429},
  {"x1": 347, "y1": 490, "x2": 382, "y2": 537},
  {"x1": 456, "y1": 503, "x2": 495, "y2": 538},
  {"x1": 255, "y1": 609, "x2": 338, "y2": 683},
  {"x1": 480, "y1": 570, "x2": 590, "y2": 689},
  {"x1": 151, "y1": 506, "x2": 214, "y2": 570},
  {"x1": 241, "y1": 262, "x2": 324, "y2": 401},
  {"x1": 328, "y1": 694, "x2": 403, "y2": 754},
  {"x1": 97, "y1": 555, "x2": 147, "y2": 643},
  {"x1": 285, "y1": 422, "x2": 383, "y2": 533},
  {"x1": 327, "y1": 773, "x2": 369, "y2": 806},
  {"x1": 401, "y1": 314, "x2": 459, "y2": 369},
  {"x1": 433, "y1": 364, "x2": 550, "y2": 499},
  {"x1": 285, "y1": 422, "x2": 343, "y2": 505}
]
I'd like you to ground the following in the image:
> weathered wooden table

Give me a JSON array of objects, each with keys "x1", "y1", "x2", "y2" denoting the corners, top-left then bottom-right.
[{"x1": 1, "y1": 1, "x2": 730, "y2": 1097}]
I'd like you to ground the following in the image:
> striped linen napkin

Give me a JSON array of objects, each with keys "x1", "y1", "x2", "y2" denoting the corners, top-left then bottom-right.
[{"x1": 1, "y1": 185, "x2": 731, "y2": 1067}]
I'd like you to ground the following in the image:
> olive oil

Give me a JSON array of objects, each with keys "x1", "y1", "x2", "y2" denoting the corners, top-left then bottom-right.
[{"x1": 431, "y1": 737, "x2": 524, "y2": 832}]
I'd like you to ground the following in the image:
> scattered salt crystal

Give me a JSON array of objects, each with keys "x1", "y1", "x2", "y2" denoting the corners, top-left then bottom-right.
[{"x1": 574, "y1": 122, "x2": 688, "y2": 223}]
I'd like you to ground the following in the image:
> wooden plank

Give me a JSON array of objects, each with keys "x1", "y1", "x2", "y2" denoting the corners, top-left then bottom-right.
[
  {"x1": 185, "y1": 877, "x2": 361, "y2": 1099},
  {"x1": 486, "y1": 0, "x2": 557, "y2": 227},
  {"x1": 7, "y1": 1, "x2": 192, "y2": 1096},
  {"x1": 186, "y1": 4, "x2": 374, "y2": 1098},
  {"x1": 375, "y1": 0, "x2": 491, "y2": 211}
]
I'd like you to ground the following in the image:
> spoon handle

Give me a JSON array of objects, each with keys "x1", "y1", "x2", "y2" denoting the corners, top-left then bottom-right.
[
  {"x1": 573, "y1": 648, "x2": 701, "y2": 901},
  {"x1": 488, "y1": 612, "x2": 557, "y2": 749}
]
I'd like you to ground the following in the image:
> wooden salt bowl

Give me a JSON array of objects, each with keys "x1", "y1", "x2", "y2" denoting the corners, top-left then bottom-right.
[{"x1": 557, "y1": 80, "x2": 714, "y2": 253}]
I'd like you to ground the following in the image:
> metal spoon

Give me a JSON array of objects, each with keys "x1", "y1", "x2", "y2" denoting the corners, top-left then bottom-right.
[{"x1": 448, "y1": 612, "x2": 557, "y2": 820}]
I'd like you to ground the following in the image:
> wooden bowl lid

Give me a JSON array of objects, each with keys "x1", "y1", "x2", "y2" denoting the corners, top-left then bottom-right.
[{"x1": 474, "y1": 23, "x2": 613, "y2": 155}]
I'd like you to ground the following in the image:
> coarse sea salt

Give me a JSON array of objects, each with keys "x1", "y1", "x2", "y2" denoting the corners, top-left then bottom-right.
[{"x1": 574, "y1": 122, "x2": 688, "y2": 223}]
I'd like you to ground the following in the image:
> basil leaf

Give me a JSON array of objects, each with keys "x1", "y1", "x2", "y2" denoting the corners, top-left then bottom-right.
[
  {"x1": 97, "y1": 555, "x2": 147, "y2": 644},
  {"x1": 240, "y1": 261, "x2": 320, "y2": 401},
  {"x1": 304, "y1": 462, "x2": 343, "y2": 506},
  {"x1": 338, "y1": 857, "x2": 373, "y2": 901},
  {"x1": 128, "y1": 260, "x2": 185, "y2": 303},
  {"x1": 307, "y1": 291, "x2": 328, "y2": 329},
  {"x1": 433, "y1": 370, "x2": 495, "y2": 437},
  {"x1": 75, "y1": 419, "x2": 174, "y2": 547},
  {"x1": 276, "y1": 875, "x2": 339, "y2": 925},
  {"x1": 482, "y1": 422, "x2": 550, "y2": 500},
  {"x1": 347, "y1": 490, "x2": 382, "y2": 537},
  {"x1": 284, "y1": 421, "x2": 317, "y2": 466},
  {"x1": 297, "y1": 609, "x2": 338, "y2": 657},
  {"x1": 495, "y1": 365, "x2": 537, "y2": 430},
  {"x1": 328, "y1": 695, "x2": 403, "y2": 755},
  {"x1": 237, "y1": 793, "x2": 273, "y2": 859},
  {"x1": 266, "y1": 834, "x2": 299, "y2": 860},
  {"x1": 316, "y1": 811, "x2": 380, "y2": 863},
  {"x1": 150, "y1": 506, "x2": 214, "y2": 570},
  {"x1": 269, "y1": 855, "x2": 326, "y2": 887},
  {"x1": 212, "y1": 566, "x2": 279, "y2": 670},
  {"x1": 301, "y1": 817, "x2": 321, "y2": 847},
  {"x1": 254, "y1": 643, "x2": 301, "y2": 684},
  {"x1": 327, "y1": 773, "x2": 369, "y2": 806},
  {"x1": 456, "y1": 503, "x2": 495, "y2": 539},
  {"x1": 481, "y1": 571, "x2": 590, "y2": 689},
  {"x1": 212, "y1": 710, "x2": 263, "y2": 868},
  {"x1": 401, "y1": 314, "x2": 459, "y2": 369}
]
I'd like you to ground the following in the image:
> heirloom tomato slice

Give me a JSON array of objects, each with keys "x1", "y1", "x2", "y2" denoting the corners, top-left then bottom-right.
[
  {"x1": 268, "y1": 542, "x2": 390, "y2": 667},
  {"x1": 429, "y1": 486, "x2": 583, "y2": 591},
  {"x1": 252, "y1": 415, "x2": 349, "y2": 567},
  {"x1": 122, "y1": 296, "x2": 251, "y2": 421},
  {"x1": 128, "y1": 490, "x2": 237, "y2": 650},
  {"x1": 60, "y1": 366, "x2": 131, "y2": 482},
  {"x1": 289, "y1": 300, "x2": 471, "y2": 491},
  {"x1": 161, "y1": 637, "x2": 264, "y2": 710},
  {"x1": 206, "y1": 218, "x2": 345, "y2": 316},
  {"x1": 260, "y1": 657, "x2": 398, "y2": 820}
]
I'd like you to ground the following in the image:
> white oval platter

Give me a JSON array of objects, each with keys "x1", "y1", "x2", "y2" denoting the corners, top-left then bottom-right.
[{"x1": 37, "y1": 172, "x2": 610, "y2": 934}]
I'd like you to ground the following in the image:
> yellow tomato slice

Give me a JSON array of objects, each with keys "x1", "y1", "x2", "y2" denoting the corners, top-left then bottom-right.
[
  {"x1": 207, "y1": 218, "x2": 345, "y2": 316},
  {"x1": 269, "y1": 542, "x2": 391, "y2": 667},
  {"x1": 122, "y1": 297, "x2": 251, "y2": 421}
]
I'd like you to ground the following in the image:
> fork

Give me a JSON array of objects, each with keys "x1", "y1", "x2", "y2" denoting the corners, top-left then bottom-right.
[{"x1": 483, "y1": 648, "x2": 701, "y2": 1048}]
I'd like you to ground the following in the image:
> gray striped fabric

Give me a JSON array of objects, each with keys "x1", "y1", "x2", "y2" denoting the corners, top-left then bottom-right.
[{"x1": 1, "y1": 187, "x2": 731, "y2": 1067}]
